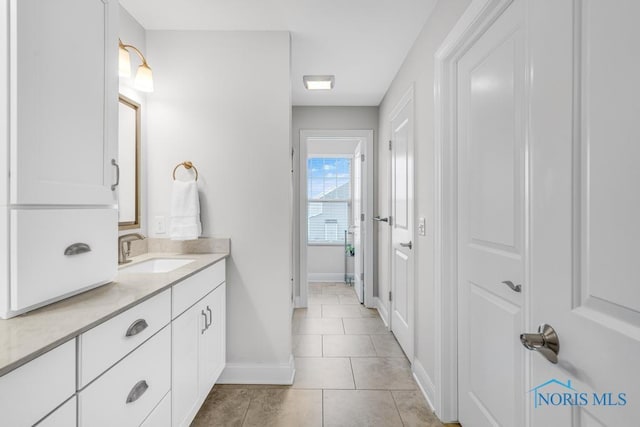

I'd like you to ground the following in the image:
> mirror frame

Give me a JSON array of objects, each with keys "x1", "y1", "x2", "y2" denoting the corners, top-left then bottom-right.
[{"x1": 118, "y1": 94, "x2": 141, "y2": 230}]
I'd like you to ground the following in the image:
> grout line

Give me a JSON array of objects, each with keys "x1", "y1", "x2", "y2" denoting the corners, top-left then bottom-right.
[
  {"x1": 321, "y1": 389, "x2": 325, "y2": 427},
  {"x1": 240, "y1": 390, "x2": 252, "y2": 426},
  {"x1": 348, "y1": 356, "x2": 357, "y2": 389},
  {"x1": 390, "y1": 390, "x2": 407, "y2": 427}
]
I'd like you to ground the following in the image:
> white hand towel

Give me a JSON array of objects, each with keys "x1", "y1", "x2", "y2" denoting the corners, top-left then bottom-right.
[{"x1": 169, "y1": 179, "x2": 202, "y2": 240}]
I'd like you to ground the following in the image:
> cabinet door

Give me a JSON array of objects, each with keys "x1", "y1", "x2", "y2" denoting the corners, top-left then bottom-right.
[
  {"x1": 199, "y1": 283, "x2": 226, "y2": 397},
  {"x1": 172, "y1": 303, "x2": 205, "y2": 427},
  {"x1": 9, "y1": 0, "x2": 118, "y2": 205}
]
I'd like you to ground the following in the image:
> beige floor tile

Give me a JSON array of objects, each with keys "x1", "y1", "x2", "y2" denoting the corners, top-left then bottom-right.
[
  {"x1": 351, "y1": 357, "x2": 417, "y2": 390},
  {"x1": 294, "y1": 318, "x2": 344, "y2": 334},
  {"x1": 323, "y1": 390, "x2": 403, "y2": 427},
  {"x1": 309, "y1": 283, "x2": 324, "y2": 294},
  {"x1": 359, "y1": 306, "x2": 381, "y2": 318},
  {"x1": 191, "y1": 387, "x2": 252, "y2": 427},
  {"x1": 322, "y1": 284, "x2": 356, "y2": 295},
  {"x1": 242, "y1": 389, "x2": 322, "y2": 427},
  {"x1": 371, "y1": 334, "x2": 406, "y2": 357},
  {"x1": 392, "y1": 390, "x2": 445, "y2": 427},
  {"x1": 338, "y1": 294, "x2": 360, "y2": 304},
  {"x1": 293, "y1": 357, "x2": 355, "y2": 389},
  {"x1": 308, "y1": 294, "x2": 340, "y2": 305},
  {"x1": 322, "y1": 304, "x2": 364, "y2": 318},
  {"x1": 343, "y1": 317, "x2": 389, "y2": 334},
  {"x1": 214, "y1": 384, "x2": 291, "y2": 390},
  {"x1": 293, "y1": 335, "x2": 323, "y2": 357},
  {"x1": 293, "y1": 305, "x2": 322, "y2": 319},
  {"x1": 323, "y1": 335, "x2": 377, "y2": 357}
]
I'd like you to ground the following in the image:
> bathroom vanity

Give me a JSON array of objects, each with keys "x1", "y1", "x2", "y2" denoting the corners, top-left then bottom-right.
[{"x1": 0, "y1": 251, "x2": 228, "y2": 427}]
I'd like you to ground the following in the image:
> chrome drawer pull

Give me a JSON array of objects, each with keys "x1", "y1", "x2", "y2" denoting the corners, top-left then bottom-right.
[
  {"x1": 206, "y1": 306, "x2": 213, "y2": 329},
  {"x1": 111, "y1": 158, "x2": 120, "y2": 191},
  {"x1": 201, "y1": 310, "x2": 207, "y2": 334},
  {"x1": 125, "y1": 319, "x2": 148, "y2": 337},
  {"x1": 126, "y1": 380, "x2": 149, "y2": 404},
  {"x1": 64, "y1": 243, "x2": 92, "y2": 256}
]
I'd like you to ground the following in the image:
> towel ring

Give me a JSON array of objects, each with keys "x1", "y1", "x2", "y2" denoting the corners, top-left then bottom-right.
[{"x1": 172, "y1": 161, "x2": 199, "y2": 181}]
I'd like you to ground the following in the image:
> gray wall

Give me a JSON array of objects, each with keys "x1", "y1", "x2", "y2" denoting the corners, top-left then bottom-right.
[
  {"x1": 292, "y1": 106, "x2": 379, "y2": 300},
  {"x1": 376, "y1": 0, "x2": 470, "y2": 404}
]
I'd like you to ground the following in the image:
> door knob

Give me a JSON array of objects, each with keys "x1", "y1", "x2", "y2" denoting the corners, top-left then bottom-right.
[
  {"x1": 520, "y1": 324, "x2": 560, "y2": 364},
  {"x1": 373, "y1": 216, "x2": 389, "y2": 223},
  {"x1": 400, "y1": 241, "x2": 412, "y2": 250}
]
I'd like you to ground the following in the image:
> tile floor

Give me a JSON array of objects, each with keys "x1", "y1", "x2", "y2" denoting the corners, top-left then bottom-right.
[{"x1": 193, "y1": 282, "x2": 450, "y2": 427}]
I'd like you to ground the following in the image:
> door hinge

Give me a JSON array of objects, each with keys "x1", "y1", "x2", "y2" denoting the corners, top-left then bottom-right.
[
  {"x1": 360, "y1": 213, "x2": 365, "y2": 222},
  {"x1": 388, "y1": 216, "x2": 393, "y2": 226},
  {"x1": 388, "y1": 140, "x2": 392, "y2": 150},
  {"x1": 389, "y1": 291, "x2": 392, "y2": 301},
  {"x1": 360, "y1": 272, "x2": 364, "y2": 281},
  {"x1": 360, "y1": 153, "x2": 365, "y2": 162}
]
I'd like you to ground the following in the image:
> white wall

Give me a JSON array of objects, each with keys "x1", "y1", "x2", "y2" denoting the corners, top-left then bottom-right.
[
  {"x1": 376, "y1": 0, "x2": 470, "y2": 405},
  {"x1": 292, "y1": 106, "x2": 378, "y2": 298},
  {"x1": 118, "y1": 7, "x2": 147, "y2": 236},
  {"x1": 146, "y1": 31, "x2": 293, "y2": 381}
]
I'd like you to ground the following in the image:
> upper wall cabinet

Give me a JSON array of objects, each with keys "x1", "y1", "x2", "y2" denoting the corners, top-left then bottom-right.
[{"x1": 7, "y1": 0, "x2": 118, "y2": 206}]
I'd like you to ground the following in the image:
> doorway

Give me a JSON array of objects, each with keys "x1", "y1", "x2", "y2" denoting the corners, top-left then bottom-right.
[{"x1": 298, "y1": 130, "x2": 374, "y2": 309}]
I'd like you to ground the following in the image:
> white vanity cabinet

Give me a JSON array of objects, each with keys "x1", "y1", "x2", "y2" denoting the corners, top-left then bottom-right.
[
  {"x1": 6, "y1": 0, "x2": 119, "y2": 206},
  {"x1": 0, "y1": 0, "x2": 120, "y2": 319},
  {"x1": 172, "y1": 263, "x2": 226, "y2": 427},
  {"x1": 0, "y1": 340, "x2": 76, "y2": 427}
]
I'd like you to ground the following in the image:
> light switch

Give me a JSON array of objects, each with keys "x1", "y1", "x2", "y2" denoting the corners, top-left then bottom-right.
[
  {"x1": 418, "y1": 217, "x2": 426, "y2": 236},
  {"x1": 154, "y1": 216, "x2": 166, "y2": 234}
]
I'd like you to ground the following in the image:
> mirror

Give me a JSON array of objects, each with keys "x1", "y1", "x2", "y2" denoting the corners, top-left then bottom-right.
[{"x1": 118, "y1": 95, "x2": 140, "y2": 229}]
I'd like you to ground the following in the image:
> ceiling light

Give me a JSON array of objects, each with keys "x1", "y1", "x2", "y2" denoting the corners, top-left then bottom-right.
[
  {"x1": 303, "y1": 75, "x2": 335, "y2": 91},
  {"x1": 119, "y1": 39, "x2": 154, "y2": 93}
]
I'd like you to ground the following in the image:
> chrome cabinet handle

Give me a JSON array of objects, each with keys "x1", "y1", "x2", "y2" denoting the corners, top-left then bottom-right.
[
  {"x1": 373, "y1": 216, "x2": 389, "y2": 223},
  {"x1": 125, "y1": 319, "x2": 148, "y2": 337},
  {"x1": 502, "y1": 280, "x2": 522, "y2": 293},
  {"x1": 64, "y1": 242, "x2": 92, "y2": 256},
  {"x1": 126, "y1": 380, "x2": 149, "y2": 404},
  {"x1": 520, "y1": 324, "x2": 560, "y2": 364},
  {"x1": 201, "y1": 310, "x2": 207, "y2": 334},
  {"x1": 206, "y1": 306, "x2": 213, "y2": 328},
  {"x1": 400, "y1": 241, "x2": 412, "y2": 250},
  {"x1": 111, "y1": 158, "x2": 120, "y2": 191}
]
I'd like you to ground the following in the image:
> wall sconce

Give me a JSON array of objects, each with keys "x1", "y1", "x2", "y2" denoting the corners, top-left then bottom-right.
[{"x1": 119, "y1": 39, "x2": 154, "y2": 93}]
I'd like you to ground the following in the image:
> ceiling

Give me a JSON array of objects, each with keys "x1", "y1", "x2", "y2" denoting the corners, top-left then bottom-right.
[{"x1": 119, "y1": 0, "x2": 437, "y2": 106}]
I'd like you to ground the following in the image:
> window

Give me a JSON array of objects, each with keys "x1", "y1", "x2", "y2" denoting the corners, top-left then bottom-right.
[{"x1": 307, "y1": 157, "x2": 351, "y2": 244}]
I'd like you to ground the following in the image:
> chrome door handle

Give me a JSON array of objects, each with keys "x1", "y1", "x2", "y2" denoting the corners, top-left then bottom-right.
[
  {"x1": 125, "y1": 319, "x2": 148, "y2": 337},
  {"x1": 502, "y1": 280, "x2": 522, "y2": 293},
  {"x1": 520, "y1": 324, "x2": 560, "y2": 364},
  {"x1": 126, "y1": 380, "x2": 149, "y2": 404},
  {"x1": 206, "y1": 306, "x2": 213, "y2": 329},
  {"x1": 111, "y1": 158, "x2": 120, "y2": 191},
  {"x1": 373, "y1": 216, "x2": 389, "y2": 223},
  {"x1": 400, "y1": 241, "x2": 412, "y2": 250},
  {"x1": 201, "y1": 310, "x2": 207, "y2": 334}
]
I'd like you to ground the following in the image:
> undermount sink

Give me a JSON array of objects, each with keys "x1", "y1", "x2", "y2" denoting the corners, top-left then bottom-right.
[{"x1": 120, "y1": 258, "x2": 195, "y2": 273}]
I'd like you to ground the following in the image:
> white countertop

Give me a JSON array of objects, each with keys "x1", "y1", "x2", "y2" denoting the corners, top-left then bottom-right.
[{"x1": 0, "y1": 251, "x2": 228, "y2": 377}]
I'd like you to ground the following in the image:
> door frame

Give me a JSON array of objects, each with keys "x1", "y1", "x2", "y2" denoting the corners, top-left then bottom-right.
[
  {"x1": 387, "y1": 85, "x2": 415, "y2": 358},
  {"x1": 433, "y1": 0, "x2": 516, "y2": 421},
  {"x1": 299, "y1": 129, "x2": 374, "y2": 308}
]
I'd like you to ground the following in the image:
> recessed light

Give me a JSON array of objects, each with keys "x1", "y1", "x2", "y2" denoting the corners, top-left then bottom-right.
[{"x1": 303, "y1": 75, "x2": 335, "y2": 90}]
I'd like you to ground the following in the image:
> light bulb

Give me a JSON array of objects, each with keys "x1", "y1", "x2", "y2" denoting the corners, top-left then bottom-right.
[
  {"x1": 119, "y1": 45, "x2": 131, "y2": 78},
  {"x1": 134, "y1": 64, "x2": 154, "y2": 92}
]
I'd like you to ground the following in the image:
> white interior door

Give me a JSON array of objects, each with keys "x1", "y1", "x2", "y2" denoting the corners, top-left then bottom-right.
[
  {"x1": 352, "y1": 142, "x2": 364, "y2": 303},
  {"x1": 457, "y1": 1, "x2": 526, "y2": 426},
  {"x1": 390, "y1": 93, "x2": 414, "y2": 359},
  {"x1": 528, "y1": 0, "x2": 640, "y2": 424}
]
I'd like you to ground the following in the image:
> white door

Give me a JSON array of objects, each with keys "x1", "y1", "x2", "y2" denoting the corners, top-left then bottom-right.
[
  {"x1": 456, "y1": 0, "x2": 526, "y2": 425},
  {"x1": 9, "y1": 0, "x2": 118, "y2": 206},
  {"x1": 528, "y1": 0, "x2": 640, "y2": 424},
  {"x1": 352, "y1": 142, "x2": 364, "y2": 303},
  {"x1": 390, "y1": 92, "x2": 414, "y2": 359}
]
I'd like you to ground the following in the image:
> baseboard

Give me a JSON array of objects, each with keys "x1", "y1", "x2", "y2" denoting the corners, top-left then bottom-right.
[
  {"x1": 307, "y1": 273, "x2": 345, "y2": 282},
  {"x1": 217, "y1": 354, "x2": 295, "y2": 385},
  {"x1": 374, "y1": 296, "x2": 389, "y2": 328},
  {"x1": 412, "y1": 358, "x2": 437, "y2": 413},
  {"x1": 294, "y1": 296, "x2": 303, "y2": 308}
]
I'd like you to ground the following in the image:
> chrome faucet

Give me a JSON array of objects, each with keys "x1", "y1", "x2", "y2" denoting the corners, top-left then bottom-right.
[{"x1": 118, "y1": 233, "x2": 145, "y2": 264}]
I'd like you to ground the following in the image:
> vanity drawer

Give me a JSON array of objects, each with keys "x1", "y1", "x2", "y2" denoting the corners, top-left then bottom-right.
[
  {"x1": 78, "y1": 326, "x2": 171, "y2": 427},
  {"x1": 0, "y1": 340, "x2": 75, "y2": 427},
  {"x1": 78, "y1": 289, "x2": 171, "y2": 388},
  {"x1": 172, "y1": 260, "x2": 225, "y2": 318},
  {"x1": 10, "y1": 208, "x2": 117, "y2": 311},
  {"x1": 141, "y1": 391, "x2": 171, "y2": 427}
]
